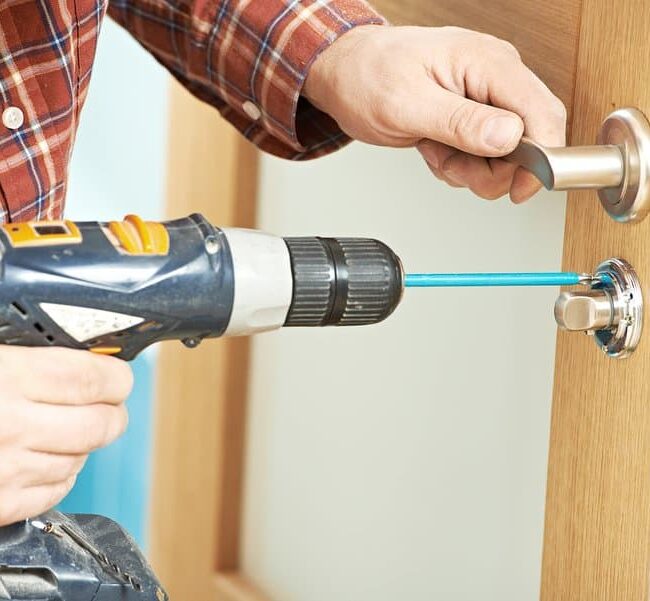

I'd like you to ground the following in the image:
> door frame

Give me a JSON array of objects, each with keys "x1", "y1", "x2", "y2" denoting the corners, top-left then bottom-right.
[{"x1": 148, "y1": 80, "x2": 267, "y2": 601}]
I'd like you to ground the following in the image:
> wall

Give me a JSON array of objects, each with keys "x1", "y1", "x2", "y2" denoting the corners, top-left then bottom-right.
[
  {"x1": 57, "y1": 18, "x2": 168, "y2": 547},
  {"x1": 242, "y1": 143, "x2": 566, "y2": 601}
]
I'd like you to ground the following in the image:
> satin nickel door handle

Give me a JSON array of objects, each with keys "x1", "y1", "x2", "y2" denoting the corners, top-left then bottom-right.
[
  {"x1": 506, "y1": 139, "x2": 624, "y2": 190},
  {"x1": 504, "y1": 107, "x2": 650, "y2": 223}
]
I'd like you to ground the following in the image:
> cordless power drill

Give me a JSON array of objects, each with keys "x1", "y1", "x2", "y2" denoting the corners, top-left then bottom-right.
[{"x1": 0, "y1": 213, "x2": 405, "y2": 600}]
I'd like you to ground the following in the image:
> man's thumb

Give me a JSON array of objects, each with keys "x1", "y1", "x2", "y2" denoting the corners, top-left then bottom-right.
[{"x1": 428, "y1": 90, "x2": 524, "y2": 157}]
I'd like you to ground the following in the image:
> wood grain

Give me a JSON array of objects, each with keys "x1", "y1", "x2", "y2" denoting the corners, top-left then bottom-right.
[
  {"x1": 542, "y1": 2, "x2": 650, "y2": 600},
  {"x1": 148, "y1": 80, "x2": 261, "y2": 600},
  {"x1": 373, "y1": 0, "x2": 582, "y2": 111}
]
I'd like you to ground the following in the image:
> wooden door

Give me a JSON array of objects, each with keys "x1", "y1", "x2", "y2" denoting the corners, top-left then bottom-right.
[
  {"x1": 376, "y1": 1, "x2": 650, "y2": 599},
  {"x1": 541, "y1": 4, "x2": 650, "y2": 600},
  {"x1": 150, "y1": 2, "x2": 650, "y2": 600}
]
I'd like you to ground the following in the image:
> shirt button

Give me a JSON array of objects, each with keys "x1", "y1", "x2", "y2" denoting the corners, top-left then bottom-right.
[
  {"x1": 2, "y1": 106, "x2": 24, "y2": 130},
  {"x1": 243, "y1": 101, "x2": 261, "y2": 121}
]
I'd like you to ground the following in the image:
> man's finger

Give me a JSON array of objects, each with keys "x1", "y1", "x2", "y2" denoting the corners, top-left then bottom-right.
[
  {"x1": 6, "y1": 450, "x2": 88, "y2": 487},
  {"x1": 417, "y1": 139, "x2": 457, "y2": 171},
  {"x1": 23, "y1": 401, "x2": 128, "y2": 454},
  {"x1": 442, "y1": 154, "x2": 517, "y2": 200},
  {"x1": 0, "y1": 346, "x2": 133, "y2": 406},
  {"x1": 423, "y1": 162, "x2": 464, "y2": 188},
  {"x1": 466, "y1": 54, "x2": 567, "y2": 148},
  {"x1": 419, "y1": 140, "x2": 518, "y2": 199},
  {"x1": 412, "y1": 87, "x2": 524, "y2": 157},
  {"x1": 510, "y1": 168, "x2": 544, "y2": 204},
  {"x1": 0, "y1": 476, "x2": 77, "y2": 525}
]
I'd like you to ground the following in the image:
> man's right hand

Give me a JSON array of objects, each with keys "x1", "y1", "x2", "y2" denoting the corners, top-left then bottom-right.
[
  {"x1": 304, "y1": 25, "x2": 566, "y2": 203},
  {"x1": 0, "y1": 347, "x2": 133, "y2": 526}
]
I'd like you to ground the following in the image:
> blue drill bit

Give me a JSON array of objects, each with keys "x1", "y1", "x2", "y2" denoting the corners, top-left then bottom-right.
[{"x1": 404, "y1": 272, "x2": 603, "y2": 288}]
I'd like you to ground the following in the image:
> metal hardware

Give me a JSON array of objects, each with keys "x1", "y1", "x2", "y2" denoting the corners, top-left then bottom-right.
[
  {"x1": 554, "y1": 289, "x2": 617, "y2": 331},
  {"x1": 506, "y1": 107, "x2": 650, "y2": 223},
  {"x1": 182, "y1": 336, "x2": 201, "y2": 348},
  {"x1": 554, "y1": 258, "x2": 643, "y2": 358},
  {"x1": 204, "y1": 235, "x2": 220, "y2": 254}
]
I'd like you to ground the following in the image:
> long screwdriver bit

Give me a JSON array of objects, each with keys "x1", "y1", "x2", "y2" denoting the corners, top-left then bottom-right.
[{"x1": 404, "y1": 272, "x2": 606, "y2": 288}]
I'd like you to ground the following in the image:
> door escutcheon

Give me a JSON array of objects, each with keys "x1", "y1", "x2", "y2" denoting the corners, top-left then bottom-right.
[
  {"x1": 554, "y1": 257, "x2": 643, "y2": 358},
  {"x1": 506, "y1": 107, "x2": 650, "y2": 223}
]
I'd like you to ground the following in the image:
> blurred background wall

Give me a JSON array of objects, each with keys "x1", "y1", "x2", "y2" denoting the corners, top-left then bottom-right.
[
  {"x1": 57, "y1": 18, "x2": 168, "y2": 547},
  {"x1": 242, "y1": 146, "x2": 566, "y2": 601}
]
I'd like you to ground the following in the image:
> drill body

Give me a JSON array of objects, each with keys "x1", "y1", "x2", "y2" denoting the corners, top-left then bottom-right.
[{"x1": 0, "y1": 213, "x2": 403, "y2": 360}]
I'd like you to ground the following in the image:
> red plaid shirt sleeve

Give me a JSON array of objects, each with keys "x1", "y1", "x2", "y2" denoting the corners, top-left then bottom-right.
[
  {"x1": 108, "y1": 0, "x2": 386, "y2": 160},
  {"x1": 0, "y1": 0, "x2": 384, "y2": 223}
]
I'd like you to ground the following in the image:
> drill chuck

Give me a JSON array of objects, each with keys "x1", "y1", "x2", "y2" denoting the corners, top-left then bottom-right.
[{"x1": 284, "y1": 237, "x2": 403, "y2": 327}]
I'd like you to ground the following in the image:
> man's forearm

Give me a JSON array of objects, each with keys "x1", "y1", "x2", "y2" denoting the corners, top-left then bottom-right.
[{"x1": 108, "y1": 0, "x2": 386, "y2": 159}]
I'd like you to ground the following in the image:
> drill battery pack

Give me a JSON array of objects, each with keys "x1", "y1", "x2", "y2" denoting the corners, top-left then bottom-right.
[{"x1": 0, "y1": 511, "x2": 167, "y2": 600}]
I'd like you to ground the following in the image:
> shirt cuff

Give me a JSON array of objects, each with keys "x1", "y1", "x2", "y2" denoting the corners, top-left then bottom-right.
[{"x1": 215, "y1": 1, "x2": 387, "y2": 160}]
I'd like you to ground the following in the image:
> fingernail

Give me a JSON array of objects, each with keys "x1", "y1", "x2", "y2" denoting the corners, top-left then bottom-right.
[{"x1": 483, "y1": 116, "x2": 521, "y2": 151}]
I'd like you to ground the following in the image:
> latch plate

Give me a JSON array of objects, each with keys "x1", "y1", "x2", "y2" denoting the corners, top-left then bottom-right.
[{"x1": 555, "y1": 257, "x2": 643, "y2": 359}]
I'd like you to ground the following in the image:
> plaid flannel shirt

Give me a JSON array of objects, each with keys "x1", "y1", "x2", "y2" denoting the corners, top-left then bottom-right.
[{"x1": 0, "y1": 0, "x2": 385, "y2": 222}]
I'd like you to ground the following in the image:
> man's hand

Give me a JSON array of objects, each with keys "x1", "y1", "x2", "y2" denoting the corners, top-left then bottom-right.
[
  {"x1": 0, "y1": 347, "x2": 132, "y2": 526},
  {"x1": 304, "y1": 25, "x2": 567, "y2": 203}
]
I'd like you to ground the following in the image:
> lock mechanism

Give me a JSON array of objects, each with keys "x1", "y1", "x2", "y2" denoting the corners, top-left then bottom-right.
[
  {"x1": 506, "y1": 108, "x2": 650, "y2": 223},
  {"x1": 554, "y1": 258, "x2": 643, "y2": 358}
]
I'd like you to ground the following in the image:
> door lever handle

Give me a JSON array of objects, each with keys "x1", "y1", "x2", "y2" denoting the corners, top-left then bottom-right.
[
  {"x1": 506, "y1": 139, "x2": 624, "y2": 191},
  {"x1": 504, "y1": 107, "x2": 650, "y2": 223}
]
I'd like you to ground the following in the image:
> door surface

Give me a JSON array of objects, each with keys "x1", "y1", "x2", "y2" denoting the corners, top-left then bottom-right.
[
  {"x1": 150, "y1": 2, "x2": 650, "y2": 600},
  {"x1": 541, "y1": 4, "x2": 650, "y2": 600},
  {"x1": 378, "y1": 1, "x2": 650, "y2": 599}
]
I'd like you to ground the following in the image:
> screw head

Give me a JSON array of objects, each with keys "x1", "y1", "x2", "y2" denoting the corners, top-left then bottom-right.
[
  {"x1": 182, "y1": 337, "x2": 201, "y2": 348},
  {"x1": 205, "y1": 236, "x2": 220, "y2": 255}
]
